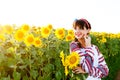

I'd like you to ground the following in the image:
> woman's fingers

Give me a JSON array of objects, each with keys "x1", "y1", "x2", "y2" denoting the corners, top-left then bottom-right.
[
  {"x1": 72, "y1": 69, "x2": 81, "y2": 74},
  {"x1": 84, "y1": 35, "x2": 91, "y2": 47},
  {"x1": 72, "y1": 66, "x2": 85, "y2": 74}
]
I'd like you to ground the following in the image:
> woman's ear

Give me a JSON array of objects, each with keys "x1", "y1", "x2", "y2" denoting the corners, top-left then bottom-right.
[{"x1": 86, "y1": 29, "x2": 91, "y2": 36}]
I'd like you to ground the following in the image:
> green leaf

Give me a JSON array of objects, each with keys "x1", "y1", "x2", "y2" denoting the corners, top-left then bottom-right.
[
  {"x1": 0, "y1": 75, "x2": 10, "y2": 80},
  {"x1": 30, "y1": 69, "x2": 38, "y2": 80},
  {"x1": 43, "y1": 63, "x2": 54, "y2": 73},
  {"x1": 37, "y1": 76, "x2": 43, "y2": 80},
  {"x1": 13, "y1": 71, "x2": 21, "y2": 80},
  {"x1": 22, "y1": 75, "x2": 29, "y2": 80},
  {"x1": 55, "y1": 71, "x2": 62, "y2": 80}
]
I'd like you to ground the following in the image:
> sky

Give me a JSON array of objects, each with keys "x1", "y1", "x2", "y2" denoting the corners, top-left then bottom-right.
[{"x1": 0, "y1": 0, "x2": 120, "y2": 33}]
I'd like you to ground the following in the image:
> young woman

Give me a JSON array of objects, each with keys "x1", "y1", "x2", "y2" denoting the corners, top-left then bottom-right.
[{"x1": 70, "y1": 18, "x2": 109, "y2": 80}]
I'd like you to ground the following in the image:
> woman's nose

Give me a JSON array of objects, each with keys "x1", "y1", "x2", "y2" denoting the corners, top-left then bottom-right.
[
  {"x1": 75, "y1": 29, "x2": 80, "y2": 33},
  {"x1": 74, "y1": 31, "x2": 79, "y2": 34}
]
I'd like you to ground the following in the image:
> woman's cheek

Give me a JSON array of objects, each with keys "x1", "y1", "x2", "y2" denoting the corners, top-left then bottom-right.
[{"x1": 75, "y1": 32, "x2": 83, "y2": 39}]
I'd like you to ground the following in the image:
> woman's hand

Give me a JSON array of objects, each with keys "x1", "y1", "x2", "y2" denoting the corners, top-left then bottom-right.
[
  {"x1": 84, "y1": 36, "x2": 91, "y2": 47},
  {"x1": 72, "y1": 66, "x2": 86, "y2": 74},
  {"x1": 77, "y1": 35, "x2": 91, "y2": 48},
  {"x1": 78, "y1": 38, "x2": 86, "y2": 48}
]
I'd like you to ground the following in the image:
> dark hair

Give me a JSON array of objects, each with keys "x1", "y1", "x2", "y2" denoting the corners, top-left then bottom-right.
[
  {"x1": 73, "y1": 18, "x2": 91, "y2": 48},
  {"x1": 73, "y1": 18, "x2": 91, "y2": 30}
]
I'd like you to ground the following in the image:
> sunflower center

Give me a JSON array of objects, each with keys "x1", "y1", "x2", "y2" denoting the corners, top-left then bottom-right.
[
  {"x1": 69, "y1": 32, "x2": 73, "y2": 35},
  {"x1": 27, "y1": 37, "x2": 34, "y2": 43},
  {"x1": 58, "y1": 30, "x2": 63, "y2": 35},
  {"x1": 67, "y1": 36, "x2": 72, "y2": 40},
  {"x1": 69, "y1": 56, "x2": 77, "y2": 64},
  {"x1": 36, "y1": 40, "x2": 40, "y2": 44},
  {"x1": 44, "y1": 28, "x2": 49, "y2": 34},
  {"x1": 18, "y1": 32, "x2": 24, "y2": 38},
  {"x1": 24, "y1": 26, "x2": 29, "y2": 31}
]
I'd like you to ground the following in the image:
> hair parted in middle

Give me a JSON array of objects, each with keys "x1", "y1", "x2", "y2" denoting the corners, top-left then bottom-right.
[{"x1": 73, "y1": 18, "x2": 91, "y2": 30}]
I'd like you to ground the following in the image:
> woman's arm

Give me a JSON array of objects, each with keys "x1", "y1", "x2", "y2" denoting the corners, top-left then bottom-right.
[
  {"x1": 94, "y1": 46, "x2": 109, "y2": 78},
  {"x1": 81, "y1": 46, "x2": 109, "y2": 78},
  {"x1": 81, "y1": 54, "x2": 109, "y2": 78},
  {"x1": 70, "y1": 42, "x2": 109, "y2": 78}
]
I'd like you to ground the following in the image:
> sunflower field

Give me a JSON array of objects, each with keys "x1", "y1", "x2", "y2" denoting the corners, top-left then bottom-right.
[{"x1": 0, "y1": 24, "x2": 120, "y2": 80}]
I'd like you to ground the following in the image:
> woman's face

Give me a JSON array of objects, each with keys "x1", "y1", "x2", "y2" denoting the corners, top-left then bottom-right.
[{"x1": 74, "y1": 26, "x2": 89, "y2": 39}]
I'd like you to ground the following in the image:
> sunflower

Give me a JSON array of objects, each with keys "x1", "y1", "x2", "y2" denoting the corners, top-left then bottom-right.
[
  {"x1": 65, "y1": 34, "x2": 74, "y2": 41},
  {"x1": 60, "y1": 51, "x2": 69, "y2": 76},
  {"x1": 3, "y1": 24, "x2": 13, "y2": 34},
  {"x1": 41, "y1": 26, "x2": 51, "y2": 38},
  {"x1": 0, "y1": 26, "x2": 5, "y2": 34},
  {"x1": 67, "y1": 52, "x2": 80, "y2": 69},
  {"x1": 101, "y1": 37, "x2": 107, "y2": 43},
  {"x1": 24, "y1": 34, "x2": 35, "y2": 46},
  {"x1": 68, "y1": 29, "x2": 74, "y2": 36},
  {"x1": 21, "y1": 24, "x2": 30, "y2": 32},
  {"x1": 60, "y1": 51, "x2": 65, "y2": 65},
  {"x1": 55, "y1": 28, "x2": 65, "y2": 39},
  {"x1": 33, "y1": 37, "x2": 42, "y2": 47},
  {"x1": 14, "y1": 30, "x2": 25, "y2": 41},
  {"x1": 60, "y1": 51, "x2": 69, "y2": 66},
  {"x1": 0, "y1": 34, "x2": 5, "y2": 42},
  {"x1": 65, "y1": 66, "x2": 69, "y2": 76},
  {"x1": 47, "y1": 24, "x2": 53, "y2": 30}
]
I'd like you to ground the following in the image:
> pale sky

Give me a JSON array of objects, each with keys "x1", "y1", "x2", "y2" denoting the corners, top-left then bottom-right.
[{"x1": 0, "y1": 0, "x2": 120, "y2": 33}]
